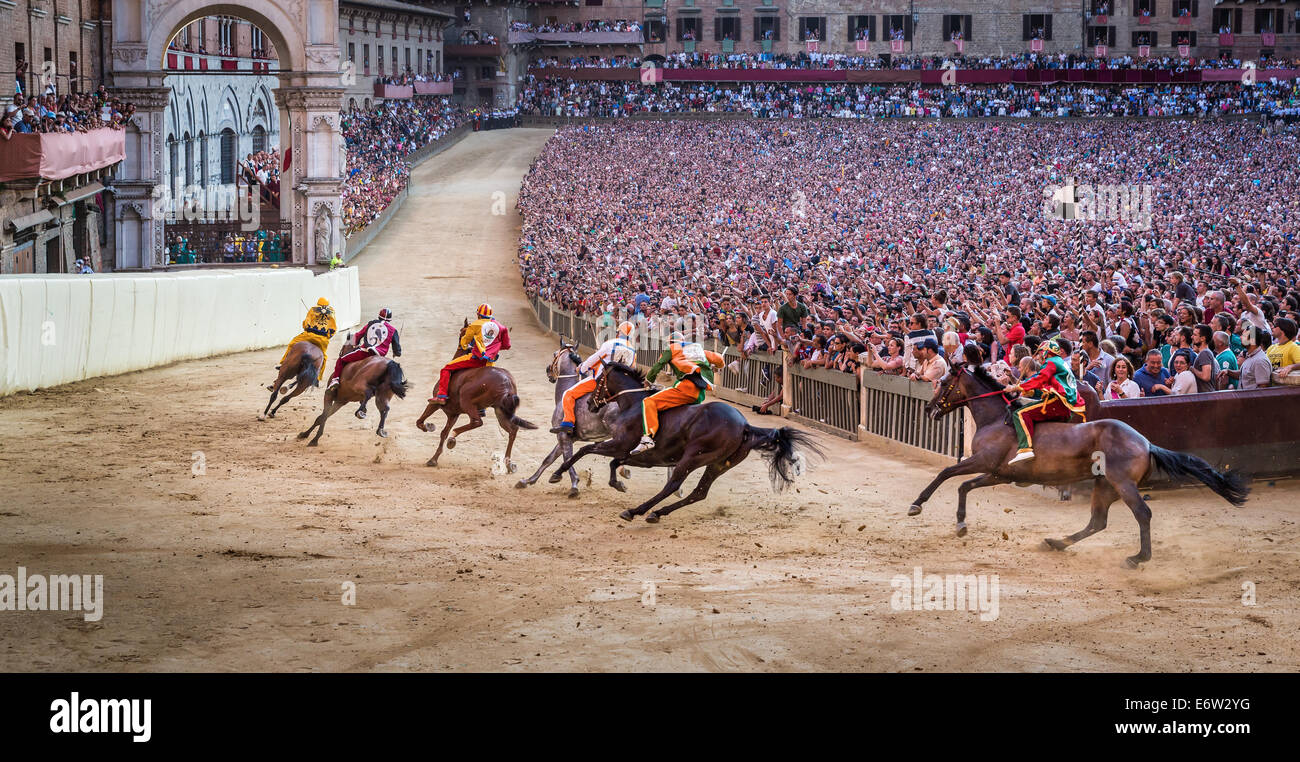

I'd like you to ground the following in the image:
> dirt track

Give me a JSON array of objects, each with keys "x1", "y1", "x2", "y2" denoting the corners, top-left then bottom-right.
[{"x1": 1, "y1": 128, "x2": 1297, "y2": 672}]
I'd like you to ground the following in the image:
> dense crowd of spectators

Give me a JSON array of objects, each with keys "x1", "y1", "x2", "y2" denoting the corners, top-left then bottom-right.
[
  {"x1": 239, "y1": 148, "x2": 281, "y2": 208},
  {"x1": 340, "y1": 97, "x2": 466, "y2": 234},
  {"x1": 528, "y1": 51, "x2": 1300, "y2": 72},
  {"x1": 1, "y1": 86, "x2": 135, "y2": 136},
  {"x1": 511, "y1": 20, "x2": 642, "y2": 33},
  {"x1": 375, "y1": 70, "x2": 452, "y2": 85},
  {"x1": 517, "y1": 120, "x2": 1300, "y2": 404},
  {"x1": 517, "y1": 78, "x2": 1300, "y2": 119}
]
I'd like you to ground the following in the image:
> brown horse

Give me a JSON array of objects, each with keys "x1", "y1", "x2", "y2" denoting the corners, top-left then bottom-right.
[
  {"x1": 910, "y1": 362, "x2": 1249, "y2": 567},
  {"x1": 298, "y1": 341, "x2": 410, "y2": 446},
  {"x1": 415, "y1": 319, "x2": 537, "y2": 469},
  {"x1": 261, "y1": 340, "x2": 323, "y2": 419}
]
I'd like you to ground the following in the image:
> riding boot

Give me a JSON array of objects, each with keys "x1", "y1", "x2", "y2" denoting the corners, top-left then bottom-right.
[
  {"x1": 550, "y1": 421, "x2": 576, "y2": 435},
  {"x1": 630, "y1": 435, "x2": 656, "y2": 455}
]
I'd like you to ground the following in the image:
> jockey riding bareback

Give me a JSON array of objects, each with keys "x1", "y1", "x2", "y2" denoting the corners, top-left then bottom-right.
[
  {"x1": 326, "y1": 308, "x2": 402, "y2": 389},
  {"x1": 550, "y1": 321, "x2": 638, "y2": 434},
  {"x1": 633, "y1": 332, "x2": 725, "y2": 454},
  {"x1": 428, "y1": 303, "x2": 512, "y2": 404},
  {"x1": 271, "y1": 297, "x2": 336, "y2": 389},
  {"x1": 1003, "y1": 337, "x2": 1087, "y2": 464}
]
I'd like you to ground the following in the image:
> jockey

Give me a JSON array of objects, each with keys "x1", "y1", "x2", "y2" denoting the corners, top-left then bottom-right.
[
  {"x1": 326, "y1": 308, "x2": 401, "y2": 389},
  {"x1": 428, "y1": 303, "x2": 511, "y2": 404},
  {"x1": 1003, "y1": 338, "x2": 1087, "y2": 464},
  {"x1": 550, "y1": 321, "x2": 637, "y2": 434},
  {"x1": 631, "y1": 332, "x2": 724, "y2": 455},
  {"x1": 271, "y1": 297, "x2": 336, "y2": 389}
]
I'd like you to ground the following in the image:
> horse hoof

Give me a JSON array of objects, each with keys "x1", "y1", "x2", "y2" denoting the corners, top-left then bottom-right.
[
  {"x1": 515, "y1": 480, "x2": 529, "y2": 489},
  {"x1": 376, "y1": 428, "x2": 387, "y2": 438},
  {"x1": 1044, "y1": 538, "x2": 1068, "y2": 551},
  {"x1": 257, "y1": 413, "x2": 267, "y2": 421},
  {"x1": 507, "y1": 462, "x2": 518, "y2": 474},
  {"x1": 645, "y1": 513, "x2": 659, "y2": 524},
  {"x1": 419, "y1": 422, "x2": 435, "y2": 433},
  {"x1": 307, "y1": 441, "x2": 319, "y2": 448},
  {"x1": 956, "y1": 523, "x2": 967, "y2": 538},
  {"x1": 355, "y1": 409, "x2": 367, "y2": 420},
  {"x1": 619, "y1": 467, "x2": 631, "y2": 478},
  {"x1": 297, "y1": 432, "x2": 310, "y2": 440},
  {"x1": 907, "y1": 504, "x2": 922, "y2": 516},
  {"x1": 446, "y1": 437, "x2": 456, "y2": 450},
  {"x1": 618, "y1": 510, "x2": 634, "y2": 522},
  {"x1": 426, "y1": 458, "x2": 438, "y2": 467},
  {"x1": 612, "y1": 481, "x2": 627, "y2": 493},
  {"x1": 1124, "y1": 556, "x2": 1144, "y2": 570},
  {"x1": 547, "y1": 473, "x2": 562, "y2": 484},
  {"x1": 568, "y1": 488, "x2": 580, "y2": 499}
]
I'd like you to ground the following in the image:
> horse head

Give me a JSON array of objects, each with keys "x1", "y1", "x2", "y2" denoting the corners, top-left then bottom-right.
[
  {"x1": 590, "y1": 362, "x2": 647, "y2": 413},
  {"x1": 926, "y1": 362, "x2": 1007, "y2": 420},
  {"x1": 546, "y1": 339, "x2": 580, "y2": 384}
]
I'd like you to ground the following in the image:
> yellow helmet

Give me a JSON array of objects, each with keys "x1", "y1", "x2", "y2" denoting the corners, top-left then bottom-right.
[{"x1": 316, "y1": 297, "x2": 330, "y2": 307}]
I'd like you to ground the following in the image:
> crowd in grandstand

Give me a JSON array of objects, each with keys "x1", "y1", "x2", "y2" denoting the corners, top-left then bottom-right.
[
  {"x1": 340, "y1": 97, "x2": 465, "y2": 235},
  {"x1": 510, "y1": 20, "x2": 642, "y2": 33},
  {"x1": 375, "y1": 70, "x2": 453, "y2": 85},
  {"x1": 517, "y1": 120, "x2": 1300, "y2": 405},
  {"x1": 1, "y1": 87, "x2": 135, "y2": 136},
  {"x1": 517, "y1": 78, "x2": 1300, "y2": 119},
  {"x1": 239, "y1": 148, "x2": 281, "y2": 208},
  {"x1": 529, "y1": 51, "x2": 1300, "y2": 72}
]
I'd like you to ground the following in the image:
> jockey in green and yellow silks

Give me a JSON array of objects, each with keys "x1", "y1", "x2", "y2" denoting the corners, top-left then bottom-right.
[
  {"x1": 1003, "y1": 338, "x2": 1087, "y2": 465},
  {"x1": 631, "y1": 333, "x2": 724, "y2": 455}
]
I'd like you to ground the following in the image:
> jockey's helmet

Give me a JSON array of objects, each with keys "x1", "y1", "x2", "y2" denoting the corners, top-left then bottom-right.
[
  {"x1": 617, "y1": 321, "x2": 635, "y2": 339},
  {"x1": 669, "y1": 331, "x2": 686, "y2": 343},
  {"x1": 477, "y1": 303, "x2": 493, "y2": 319},
  {"x1": 316, "y1": 297, "x2": 330, "y2": 307},
  {"x1": 378, "y1": 308, "x2": 393, "y2": 320},
  {"x1": 1044, "y1": 338, "x2": 1065, "y2": 356}
]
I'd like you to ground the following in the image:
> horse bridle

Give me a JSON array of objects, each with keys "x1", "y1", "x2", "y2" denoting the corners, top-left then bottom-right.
[
  {"x1": 591, "y1": 366, "x2": 649, "y2": 410},
  {"x1": 932, "y1": 364, "x2": 1012, "y2": 414},
  {"x1": 547, "y1": 345, "x2": 580, "y2": 383}
]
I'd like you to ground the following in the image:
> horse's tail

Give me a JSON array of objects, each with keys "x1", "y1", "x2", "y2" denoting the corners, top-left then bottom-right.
[
  {"x1": 743, "y1": 425, "x2": 824, "y2": 492},
  {"x1": 296, "y1": 353, "x2": 320, "y2": 390},
  {"x1": 1147, "y1": 445, "x2": 1250, "y2": 507},
  {"x1": 385, "y1": 361, "x2": 411, "y2": 399},
  {"x1": 501, "y1": 392, "x2": 538, "y2": 430}
]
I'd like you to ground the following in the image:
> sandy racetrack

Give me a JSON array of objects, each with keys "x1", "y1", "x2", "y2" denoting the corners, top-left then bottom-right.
[{"x1": 1, "y1": 129, "x2": 1297, "y2": 672}]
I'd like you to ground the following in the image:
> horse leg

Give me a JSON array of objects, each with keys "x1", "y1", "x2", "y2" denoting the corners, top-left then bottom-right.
[
  {"x1": 1045, "y1": 480, "x2": 1118, "y2": 552},
  {"x1": 907, "y1": 456, "x2": 993, "y2": 516},
  {"x1": 427, "y1": 412, "x2": 459, "y2": 467},
  {"x1": 620, "y1": 459, "x2": 697, "y2": 523},
  {"x1": 374, "y1": 389, "x2": 392, "y2": 437},
  {"x1": 494, "y1": 407, "x2": 519, "y2": 474},
  {"x1": 550, "y1": 440, "x2": 614, "y2": 483},
  {"x1": 262, "y1": 386, "x2": 280, "y2": 419},
  {"x1": 415, "y1": 401, "x2": 438, "y2": 433},
  {"x1": 355, "y1": 388, "x2": 374, "y2": 420},
  {"x1": 562, "y1": 436, "x2": 580, "y2": 497},
  {"x1": 1112, "y1": 479, "x2": 1153, "y2": 569},
  {"x1": 303, "y1": 398, "x2": 344, "y2": 446},
  {"x1": 954, "y1": 473, "x2": 1010, "y2": 537},
  {"x1": 671, "y1": 466, "x2": 684, "y2": 498},
  {"x1": 646, "y1": 460, "x2": 732, "y2": 522},
  {"x1": 269, "y1": 379, "x2": 308, "y2": 418},
  {"x1": 517, "y1": 443, "x2": 562, "y2": 489},
  {"x1": 608, "y1": 458, "x2": 627, "y2": 493}
]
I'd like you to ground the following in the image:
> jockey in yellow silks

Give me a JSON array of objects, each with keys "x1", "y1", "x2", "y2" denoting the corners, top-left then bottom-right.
[
  {"x1": 274, "y1": 298, "x2": 336, "y2": 388},
  {"x1": 429, "y1": 303, "x2": 512, "y2": 404}
]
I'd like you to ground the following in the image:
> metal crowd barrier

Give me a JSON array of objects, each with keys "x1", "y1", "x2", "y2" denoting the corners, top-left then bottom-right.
[
  {"x1": 788, "y1": 363, "x2": 861, "y2": 438},
  {"x1": 859, "y1": 371, "x2": 964, "y2": 459}
]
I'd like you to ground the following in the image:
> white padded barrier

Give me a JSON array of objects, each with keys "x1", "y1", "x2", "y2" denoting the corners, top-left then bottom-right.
[{"x1": 0, "y1": 266, "x2": 360, "y2": 396}]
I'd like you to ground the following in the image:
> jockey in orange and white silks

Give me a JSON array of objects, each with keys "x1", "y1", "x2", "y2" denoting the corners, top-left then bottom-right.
[
  {"x1": 326, "y1": 308, "x2": 401, "y2": 389},
  {"x1": 428, "y1": 303, "x2": 512, "y2": 404},
  {"x1": 550, "y1": 321, "x2": 637, "y2": 434}
]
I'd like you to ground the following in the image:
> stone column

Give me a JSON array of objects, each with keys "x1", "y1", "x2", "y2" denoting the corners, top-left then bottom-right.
[
  {"x1": 107, "y1": 85, "x2": 170, "y2": 269},
  {"x1": 275, "y1": 85, "x2": 345, "y2": 265}
]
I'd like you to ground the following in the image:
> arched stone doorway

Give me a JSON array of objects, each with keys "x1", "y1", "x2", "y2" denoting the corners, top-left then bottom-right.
[{"x1": 110, "y1": 1, "x2": 345, "y2": 268}]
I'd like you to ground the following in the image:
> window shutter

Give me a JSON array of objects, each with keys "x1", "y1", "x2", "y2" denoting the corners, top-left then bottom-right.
[
  {"x1": 1023, "y1": 15, "x2": 1031, "y2": 41},
  {"x1": 965, "y1": 15, "x2": 973, "y2": 42},
  {"x1": 1045, "y1": 15, "x2": 1053, "y2": 40}
]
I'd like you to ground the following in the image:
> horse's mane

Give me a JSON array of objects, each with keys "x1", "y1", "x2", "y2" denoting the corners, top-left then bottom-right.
[
  {"x1": 967, "y1": 363, "x2": 1006, "y2": 392},
  {"x1": 605, "y1": 361, "x2": 646, "y2": 383}
]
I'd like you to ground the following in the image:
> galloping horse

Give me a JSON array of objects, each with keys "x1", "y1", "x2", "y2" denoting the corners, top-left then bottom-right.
[
  {"x1": 298, "y1": 338, "x2": 410, "y2": 445},
  {"x1": 910, "y1": 362, "x2": 1249, "y2": 567},
  {"x1": 548, "y1": 363, "x2": 823, "y2": 522},
  {"x1": 414, "y1": 319, "x2": 537, "y2": 469},
  {"x1": 261, "y1": 340, "x2": 323, "y2": 419},
  {"x1": 516, "y1": 339, "x2": 626, "y2": 498}
]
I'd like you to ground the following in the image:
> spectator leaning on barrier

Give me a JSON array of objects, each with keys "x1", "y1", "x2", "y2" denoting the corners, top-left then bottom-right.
[
  {"x1": 1229, "y1": 324, "x2": 1274, "y2": 390},
  {"x1": 1100, "y1": 356, "x2": 1142, "y2": 400},
  {"x1": 1266, "y1": 317, "x2": 1300, "y2": 372},
  {"x1": 1133, "y1": 350, "x2": 1172, "y2": 397}
]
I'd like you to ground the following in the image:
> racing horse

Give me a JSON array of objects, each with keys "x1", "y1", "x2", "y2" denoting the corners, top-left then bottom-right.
[
  {"x1": 298, "y1": 337, "x2": 409, "y2": 445},
  {"x1": 910, "y1": 362, "x2": 1249, "y2": 568},
  {"x1": 548, "y1": 363, "x2": 823, "y2": 523},
  {"x1": 415, "y1": 319, "x2": 537, "y2": 469},
  {"x1": 261, "y1": 340, "x2": 323, "y2": 419}
]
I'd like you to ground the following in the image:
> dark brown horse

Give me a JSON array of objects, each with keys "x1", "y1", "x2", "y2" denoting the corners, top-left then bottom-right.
[
  {"x1": 548, "y1": 363, "x2": 823, "y2": 522},
  {"x1": 261, "y1": 340, "x2": 323, "y2": 419},
  {"x1": 298, "y1": 340, "x2": 410, "y2": 445},
  {"x1": 910, "y1": 362, "x2": 1249, "y2": 567},
  {"x1": 415, "y1": 319, "x2": 537, "y2": 469}
]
